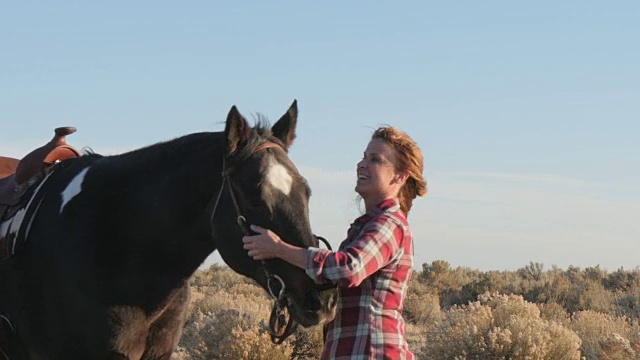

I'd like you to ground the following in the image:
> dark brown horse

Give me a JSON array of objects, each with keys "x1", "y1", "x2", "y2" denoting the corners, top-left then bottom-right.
[{"x1": 0, "y1": 101, "x2": 335, "y2": 359}]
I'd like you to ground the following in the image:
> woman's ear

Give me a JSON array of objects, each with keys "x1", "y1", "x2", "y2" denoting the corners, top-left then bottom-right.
[{"x1": 393, "y1": 172, "x2": 409, "y2": 185}]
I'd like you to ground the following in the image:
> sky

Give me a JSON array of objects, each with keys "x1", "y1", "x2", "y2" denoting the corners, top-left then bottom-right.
[{"x1": 1, "y1": 1, "x2": 638, "y2": 272}]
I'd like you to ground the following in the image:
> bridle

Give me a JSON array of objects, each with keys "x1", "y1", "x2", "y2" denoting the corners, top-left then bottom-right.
[{"x1": 210, "y1": 141, "x2": 331, "y2": 344}]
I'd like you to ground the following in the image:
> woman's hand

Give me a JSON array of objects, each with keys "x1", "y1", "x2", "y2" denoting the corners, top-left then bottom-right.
[{"x1": 242, "y1": 225, "x2": 284, "y2": 261}]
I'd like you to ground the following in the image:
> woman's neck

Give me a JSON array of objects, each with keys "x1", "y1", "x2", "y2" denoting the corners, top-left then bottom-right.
[{"x1": 363, "y1": 195, "x2": 397, "y2": 213}]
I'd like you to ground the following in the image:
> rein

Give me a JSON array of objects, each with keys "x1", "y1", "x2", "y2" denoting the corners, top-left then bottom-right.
[{"x1": 210, "y1": 141, "x2": 299, "y2": 344}]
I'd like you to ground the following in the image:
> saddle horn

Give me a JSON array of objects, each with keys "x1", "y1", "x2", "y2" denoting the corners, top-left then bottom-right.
[{"x1": 15, "y1": 127, "x2": 79, "y2": 184}]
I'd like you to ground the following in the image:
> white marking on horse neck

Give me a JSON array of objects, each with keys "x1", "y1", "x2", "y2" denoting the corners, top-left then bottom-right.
[
  {"x1": 265, "y1": 158, "x2": 293, "y2": 195},
  {"x1": 0, "y1": 201, "x2": 31, "y2": 240},
  {"x1": 60, "y1": 167, "x2": 90, "y2": 213},
  {"x1": 0, "y1": 218, "x2": 13, "y2": 240}
]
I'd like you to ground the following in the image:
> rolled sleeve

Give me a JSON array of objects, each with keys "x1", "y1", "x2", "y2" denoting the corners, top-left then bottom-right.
[
  {"x1": 305, "y1": 247, "x2": 332, "y2": 284},
  {"x1": 305, "y1": 216, "x2": 404, "y2": 288}
]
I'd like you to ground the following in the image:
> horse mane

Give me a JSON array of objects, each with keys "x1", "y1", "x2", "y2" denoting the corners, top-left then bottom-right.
[
  {"x1": 73, "y1": 116, "x2": 284, "y2": 169},
  {"x1": 80, "y1": 147, "x2": 103, "y2": 157}
]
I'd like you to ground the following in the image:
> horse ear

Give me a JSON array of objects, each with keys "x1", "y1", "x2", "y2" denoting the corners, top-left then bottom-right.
[
  {"x1": 271, "y1": 99, "x2": 298, "y2": 150},
  {"x1": 225, "y1": 105, "x2": 251, "y2": 154}
]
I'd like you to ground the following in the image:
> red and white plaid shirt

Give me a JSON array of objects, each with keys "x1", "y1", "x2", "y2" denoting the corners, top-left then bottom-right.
[{"x1": 306, "y1": 198, "x2": 414, "y2": 360}]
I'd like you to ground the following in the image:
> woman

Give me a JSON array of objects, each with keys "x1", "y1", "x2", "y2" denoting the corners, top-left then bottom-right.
[{"x1": 243, "y1": 126, "x2": 427, "y2": 359}]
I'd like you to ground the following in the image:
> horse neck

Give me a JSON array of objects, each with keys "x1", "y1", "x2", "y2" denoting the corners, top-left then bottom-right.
[
  {"x1": 119, "y1": 133, "x2": 222, "y2": 193},
  {"x1": 101, "y1": 133, "x2": 225, "y2": 274}
]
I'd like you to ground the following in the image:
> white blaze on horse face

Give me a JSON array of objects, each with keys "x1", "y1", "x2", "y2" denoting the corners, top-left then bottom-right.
[
  {"x1": 265, "y1": 158, "x2": 293, "y2": 196},
  {"x1": 60, "y1": 167, "x2": 90, "y2": 213}
]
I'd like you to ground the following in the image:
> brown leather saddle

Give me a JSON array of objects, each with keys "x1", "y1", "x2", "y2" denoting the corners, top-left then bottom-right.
[
  {"x1": 0, "y1": 127, "x2": 80, "y2": 261},
  {"x1": 0, "y1": 157, "x2": 18, "y2": 181}
]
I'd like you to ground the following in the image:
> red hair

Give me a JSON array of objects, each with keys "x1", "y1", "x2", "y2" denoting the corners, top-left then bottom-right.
[{"x1": 371, "y1": 126, "x2": 427, "y2": 215}]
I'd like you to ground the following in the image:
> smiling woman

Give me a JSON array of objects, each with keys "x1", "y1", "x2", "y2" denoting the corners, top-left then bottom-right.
[{"x1": 243, "y1": 125, "x2": 427, "y2": 359}]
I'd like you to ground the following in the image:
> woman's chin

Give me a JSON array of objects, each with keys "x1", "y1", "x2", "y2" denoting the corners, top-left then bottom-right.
[{"x1": 355, "y1": 183, "x2": 368, "y2": 195}]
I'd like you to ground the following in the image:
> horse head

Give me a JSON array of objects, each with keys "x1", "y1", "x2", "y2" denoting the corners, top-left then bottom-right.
[{"x1": 211, "y1": 100, "x2": 336, "y2": 329}]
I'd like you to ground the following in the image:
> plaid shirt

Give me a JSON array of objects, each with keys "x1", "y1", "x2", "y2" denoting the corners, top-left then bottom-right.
[{"x1": 306, "y1": 198, "x2": 414, "y2": 360}]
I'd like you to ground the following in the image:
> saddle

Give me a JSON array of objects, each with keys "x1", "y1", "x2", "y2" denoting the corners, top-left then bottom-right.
[
  {"x1": 0, "y1": 157, "x2": 18, "y2": 182},
  {"x1": 0, "y1": 127, "x2": 80, "y2": 261},
  {"x1": 0, "y1": 127, "x2": 79, "y2": 208}
]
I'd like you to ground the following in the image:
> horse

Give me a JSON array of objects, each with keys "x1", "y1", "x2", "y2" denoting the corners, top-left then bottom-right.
[{"x1": 0, "y1": 100, "x2": 336, "y2": 359}]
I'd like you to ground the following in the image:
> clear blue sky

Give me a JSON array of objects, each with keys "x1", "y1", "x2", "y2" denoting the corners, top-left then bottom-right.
[{"x1": 1, "y1": 1, "x2": 638, "y2": 271}]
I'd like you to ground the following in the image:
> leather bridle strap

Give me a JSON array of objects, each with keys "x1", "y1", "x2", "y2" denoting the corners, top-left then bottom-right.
[
  {"x1": 210, "y1": 141, "x2": 333, "y2": 344},
  {"x1": 210, "y1": 141, "x2": 298, "y2": 343},
  {"x1": 211, "y1": 141, "x2": 280, "y2": 231}
]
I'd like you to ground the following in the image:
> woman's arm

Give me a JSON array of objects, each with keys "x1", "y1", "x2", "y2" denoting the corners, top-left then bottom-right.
[
  {"x1": 242, "y1": 225, "x2": 308, "y2": 269},
  {"x1": 307, "y1": 215, "x2": 405, "y2": 287},
  {"x1": 245, "y1": 216, "x2": 405, "y2": 288}
]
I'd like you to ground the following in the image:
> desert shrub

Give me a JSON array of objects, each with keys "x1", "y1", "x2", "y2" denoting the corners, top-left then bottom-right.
[
  {"x1": 217, "y1": 325, "x2": 293, "y2": 360},
  {"x1": 604, "y1": 268, "x2": 640, "y2": 292},
  {"x1": 418, "y1": 260, "x2": 458, "y2": 292},
  {"x1": 536, "y1": 267, "x2": 573, "y2": 308},
  {"x1": 287, "y1": 326, "x2": 324, "y2": 360},
  {"x1": 425, "y1": 293, "x2": 581, "y2": 360},
  {"x1": 538, "y1": 301, "x2": 570, "y2": 326},
  {"x1": 177, "y1": 267, "x2": 327, "y2": 359},
  {"x1": 584, "y1": 265, "x2": 607, "y2": 282},
  {"x1": 488, "y1": 314, "x2": 581, "y2": 360},
  {"x1": 570, "y1": 310, "x2": 638, "y2": 360},
  {"x1": 409, "y1": 273, "x2": 431, "y2": 295},
  {"x1": 518, "y1": 262, "x2": 545, "y2": 281},
  {"x1": 177, "y1": 287, "x2": 274, "y2": 359},
  {"x1": 177, "y1": 308, "x2": 266, "y2": 359},
  {"x1": 404, "y1": 292, "x2": 442, "y2": 325},
  {"x1": 451, "y1": 271, "x2": 522, "y2": 308},
  {"x1": 425, "y1": 300, "x2": 494, "y2": 359},
  {"x1": 405, "y1": 322, "x2": 429, "y2": 359},
  {"x1": 614, "y1": 287, "x2": 640, "y2": 320},
  {"x1": 481, "y1": 293, "x2": 581, "y2": 360},
  {"x1": 177, "y1": 263, "x2": 640, "y2": 359},
  {"x1": 418, "y1": 260, "x2": 483, "y2": 307},
  {"x1": 229, "y1": 282, "x2": 270, "y2": 298},
  {"x1": 191, "y1": 263, "x2": 254, "y2": 291},
  {"x1": 577, "y1": 282, "x2": 615, "y2": 314},
  {"x1": 189, "y1": 287, "x2": 271, "y2": 319},
  {"x1": 597, "y1": 333, "x2": 638, "y2": 360},
  {"x1": 479, "y1": 293, "x2": 541, "y2": 328},
  {"x1": 525, "y1": 266, "x2": 617, "y2": 316}
]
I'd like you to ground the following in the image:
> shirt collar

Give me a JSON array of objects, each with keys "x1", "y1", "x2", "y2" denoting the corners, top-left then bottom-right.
[{"x1": 354, "y1": 198, "x2": 401, "y2": 225}]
